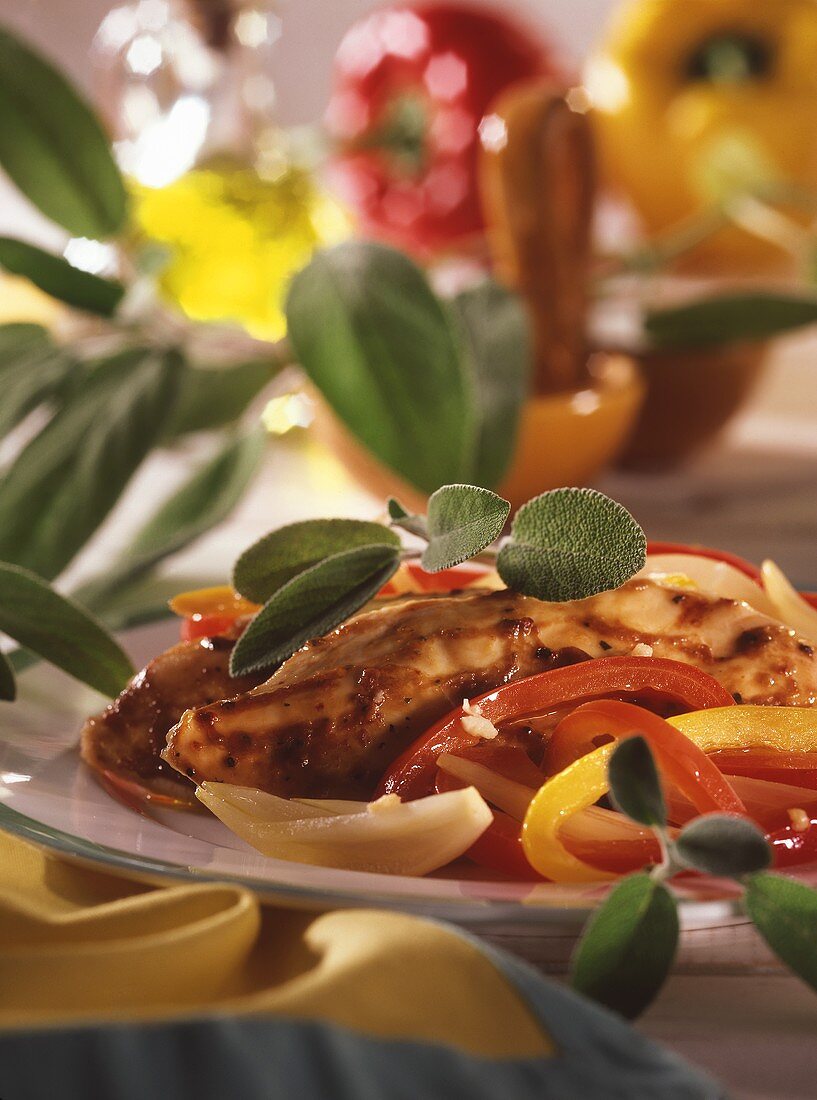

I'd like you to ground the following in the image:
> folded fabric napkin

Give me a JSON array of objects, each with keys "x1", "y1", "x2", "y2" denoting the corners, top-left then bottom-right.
[{"x1": 0, "y1": 831, "x2": 722, "y2": 1099}]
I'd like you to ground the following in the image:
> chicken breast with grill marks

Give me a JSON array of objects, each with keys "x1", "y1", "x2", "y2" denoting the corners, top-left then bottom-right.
[{"x1": 162, "y1": 579, "x2": 817, "y2": 800}]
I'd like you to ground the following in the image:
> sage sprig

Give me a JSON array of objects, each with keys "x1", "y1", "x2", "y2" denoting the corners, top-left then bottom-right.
[
  {"x1": 229, "y1": 484, "x2": 645, "y2": 676},
  {"x1": 571, "y1": 736, "x2": 817, "y2": 1020},
  {"x1": 0, "y1": 563, "x2": 133, "y2": 700}
]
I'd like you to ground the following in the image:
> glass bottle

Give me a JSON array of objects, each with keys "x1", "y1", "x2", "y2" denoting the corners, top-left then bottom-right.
[{"x1": 93, "y1": 0, "x2": 349, "y2": 340}]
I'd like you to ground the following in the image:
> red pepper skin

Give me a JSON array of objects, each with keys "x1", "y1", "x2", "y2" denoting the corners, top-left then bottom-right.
[
  {"x1": 376, "y1": 656, "x2": 734, "y2": 800},
  {"x1": 326, "y1": 2, "x2": 563, "y2": 255},
  {"x1": 180, "y1": 613, "x2": 240, "y2": 643},
  {"x1": 646, "y1": 541, "x2": 762, "y2": 582},
  {"x1": 547, "y1": 699, "x2": 746, "y2": 817},
  {"x1": 769, "y1": 817, "x2": 817, "y2": 869}
]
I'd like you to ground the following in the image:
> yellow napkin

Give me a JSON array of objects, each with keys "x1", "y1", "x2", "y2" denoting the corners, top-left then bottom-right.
[
  {"x1": 0, "y1": 831, "x2": 549, "y2": 1055},
  {"x1": 0, "y1": 829, "x2": 723, "y2": 1098}
]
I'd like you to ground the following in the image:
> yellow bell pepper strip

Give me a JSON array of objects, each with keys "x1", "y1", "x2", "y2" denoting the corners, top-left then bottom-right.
[
  {"x1": 524, "y1": 699, "x2": 748, "y2": 882},
  {"x1": 522, "y1": 744, "x2": 619, "y2": 883},
  {"x1": 669, "y1": 707, "x2": 817, "y2": 789},
  {"x1": 588, "y1": 0, "x2": 817, "y2": 272},
  {"x1": 668, "y1": 706, "x2": 817, "y2": 755}
]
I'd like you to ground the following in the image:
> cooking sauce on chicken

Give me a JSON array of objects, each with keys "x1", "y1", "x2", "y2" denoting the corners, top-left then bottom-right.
[{"x1": 162, "y1": 579, "x2": 817, "y2": 799}]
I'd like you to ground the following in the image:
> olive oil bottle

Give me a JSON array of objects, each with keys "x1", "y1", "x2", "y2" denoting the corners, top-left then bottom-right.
[{"x1": 93, "y1": 0, "x2": 348, "y2": 339}]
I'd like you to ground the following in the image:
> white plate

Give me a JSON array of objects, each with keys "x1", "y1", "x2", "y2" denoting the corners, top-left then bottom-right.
[{"x1": 0, "y1": 621, "x2": 762, "y2": 936}]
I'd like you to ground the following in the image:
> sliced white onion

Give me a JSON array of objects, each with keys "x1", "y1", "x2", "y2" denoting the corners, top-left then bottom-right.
[
  {"x1": 639, "y1": 553, "x2": 775, "y2": 615},
  {"x1": 560, "y1": 805, "x2": 677, "y2": 844},
  {"x1": 436, "y1": 753, "x2": 535, "y2": 821},
  {"x1": 196, "y1": 782, "x2": 492, "y2": 875},
  {"x1": 761, "y1": 560, "x2": 817, "y2": 644}
]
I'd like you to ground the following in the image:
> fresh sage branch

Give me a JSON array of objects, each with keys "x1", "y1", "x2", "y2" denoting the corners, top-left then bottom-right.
[
  {"x1": 229, "y1": 484, "x2": 646, "y2": 676},
  {"x1": 571, "y1": 736, "x2": 817, "y2": 1020}
]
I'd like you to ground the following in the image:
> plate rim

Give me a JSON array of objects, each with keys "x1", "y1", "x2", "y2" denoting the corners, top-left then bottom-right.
[{"x1": 0, "y1": 797, "x2": 747, "y2": 929}]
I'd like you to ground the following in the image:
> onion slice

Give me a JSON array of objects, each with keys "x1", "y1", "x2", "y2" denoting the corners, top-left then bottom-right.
[
  {"x1": 436, "y1": 753, "x2": 535, "y2": 820},
  {"x1": 639, "y1": 553, "x2": 775, "y2": 615},
  {"x1": 761, "y1": 560, "x2": 817, "y2": 644},
  {"x1": 196, "y1": 782, "x2": 492, "y2": 875}
]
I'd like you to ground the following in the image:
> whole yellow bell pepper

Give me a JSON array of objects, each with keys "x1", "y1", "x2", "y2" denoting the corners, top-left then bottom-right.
[{"x1": 587, "y1": 0, "x2": 817, "y2": 272}]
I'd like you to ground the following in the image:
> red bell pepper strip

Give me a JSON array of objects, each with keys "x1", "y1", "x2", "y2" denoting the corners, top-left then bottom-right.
[
  {"x1": 545, "y1": 699, "x2": 746, "y2": 816},
  {"x1": 180, "y1": 613, "x2": 243, "y2": 643},
  {"x1": 376, "y1": 656, "x2": 734, "y2": 800}
]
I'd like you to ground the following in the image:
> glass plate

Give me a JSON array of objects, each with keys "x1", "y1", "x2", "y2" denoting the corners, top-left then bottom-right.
[{"x1": 0, "y1": 621, "x2": 764, "y2": 936}]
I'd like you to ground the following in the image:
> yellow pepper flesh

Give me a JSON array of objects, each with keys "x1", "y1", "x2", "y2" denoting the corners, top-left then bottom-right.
[
  {"x1": 522, "y1": 744, "x2": 618, "y2": 884},
  {"x1": 668, "y1": 706, "x2": 817, "y2": 756}
]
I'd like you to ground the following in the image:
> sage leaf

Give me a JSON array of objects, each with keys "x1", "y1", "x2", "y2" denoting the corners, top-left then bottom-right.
[
  {"x1": 387, "y1": 497, "x2": 428, "y2": 540},
  {"x1": 421, "y1": 484, "x2": 509, "y2": 572},
  {"x1": 645, "y1": 292, "x2": 817, "y2": 349},
  {"x1": 0, "y1": 322, "x2": 50, "y2": 360},
  {"x1": 0, "y1": 238, "x2": 124, "y2": 316},
  {"x1": 0, "y1": 348, "x2": 181, "y2": 579},
  {"x1": 676, "y1": 814, "x2": 771, "y2": 878},
  {"x1": 286, "y1": 242, "x2": 473, "y2": 494},
  {"x1": 0, "y1": 563, "x2": 133, "y2": 697},
  {"x1": 163, "y1": 359, "x2": 278, "y2": 437},
  {"x1": 75, "y1": 428, "x2": 265, "y2": 606},
  {"x1": 745, "y1": 873, "x2": 817, "y2": 991},
  {"x1": 230, "y1": 544, "x2": 400, "y2": 676},
  {"x1": 82, "y1": 572, "x2": 218, "y2": 633},
  {"x1": 608, "y1": 736, "x2": 667, "y2": 829},
  {"x1": 0, "y1": 650, "x2": 15, "y2": 701},
  {"x1": 0, "y1": 26, "x2": 127, "y2": 237},
  {"x1": 0, "y1": 344, "x2": 74, "y2": 438},
  {"x1": 497, "y1": 488, "x2": 646, "y2": 602},
  {"x1": 449, "y1": 279, "x2": 529, "y2": 488},
  {"x1": 233, "y1": 519, "x2": 400, "y2": 604},
  {"x1": 571, "y1": 871, "x2": 679, "y2": 1019}
]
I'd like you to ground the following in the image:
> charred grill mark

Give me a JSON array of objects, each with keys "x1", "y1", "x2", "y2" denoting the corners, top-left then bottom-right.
[{"x1": 735, "y1": 626, "x2": 775, "y2": 654}]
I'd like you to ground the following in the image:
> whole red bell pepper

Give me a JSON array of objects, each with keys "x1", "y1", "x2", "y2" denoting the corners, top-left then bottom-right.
[{"x1": 325, "y1": 1, "x2": 564, "y2": 255}]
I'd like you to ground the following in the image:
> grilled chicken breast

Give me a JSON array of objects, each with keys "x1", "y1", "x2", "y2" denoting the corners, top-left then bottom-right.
[
  {"x1": 163, "y1": 579, "x2": 817, "y2": 799},
  {"x1": 80, "y1": 635, "x2": 264, "y2": 802}
]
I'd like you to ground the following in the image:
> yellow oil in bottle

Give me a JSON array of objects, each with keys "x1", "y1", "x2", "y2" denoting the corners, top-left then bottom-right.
[{"x1": 132, "y1": 158, "x2": 350, "y2": 340}]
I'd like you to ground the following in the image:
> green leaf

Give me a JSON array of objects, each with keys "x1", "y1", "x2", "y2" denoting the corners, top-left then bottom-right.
[
  {"x1": 571, "y1": 871, "x2": 679, "y2": 1019},
  {"x1": 163, "y1": 359, "x2": 278, "y2": 437},
  {"x1": 75, "y1": 428, "x2": 265, "y2": 606},
  {"x1": 0, "y1": 348, "x2": 181, "y2": 579},
  {"x1": 0, "y1": 649, "x2": 15, "y2": 701},
  {"x1": 79, "y1": 572, "x2": 219, "y2": 633},
  {"x1": 286, "y1": 241, "x2": 473, "y2": 494},
  {"x1": 0, "y1": 26, "x2": 127, "y2": 237},
  {"x1": 745, "y1": 873, "x2": 817, "y2": 991},
  {"x1": 0, "y1": 238, "x2": 124, "y2": 316},
  {"x1": 0, "y1": 562, "x2": 133, "y2": 697},
  {"x1": 421, "y1": 484, "x2": 509, "y2": 572},
  {"x1": 0, "y1": 322, "x2": 50, "y2": 360},
  {"x1": 230, "y1": 543, "x2": 400, "y2": 676},
  {"x1": 645, "y1": 293, "x2": 817, "y2": 349},
  {"x1": 497, "y1": 488, "x2": 646, "y2": 602},
  {"x1": 449, "y1": 279, "x2": 529, "y2": 488},
  {"x1": 0, "y1": 343, "x2": 74, "y2": 438},
  {"x1": 387, "y1": 497, "x2": 428, "y2": 540},
  {"x1": 233, "y1": 518, "x2": 399, "y2": 603},
  {"x1": 676, "y1": 814, "x2": 771, "y2": 878},
  {"x1": 608, "y1": 736, "x2": 667, "y2": 829}
]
